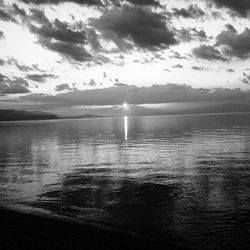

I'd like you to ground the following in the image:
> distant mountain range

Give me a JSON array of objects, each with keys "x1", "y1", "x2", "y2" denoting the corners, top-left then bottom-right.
[
  {"x1": 61, "y1": 114, "x2": 102, "y2": 119},
  {"x1": 0, "y1": 110, "x2": 58, "y2": 121},
  {"x1": 166, "y1": 103, "x2": 250, "y2": 116},
  {"x1": 1, "y1": 103, "x2": 250, "y2": 121},
  {"x1": 64, "y1": 103, "x2": 250, "y2": 118}
]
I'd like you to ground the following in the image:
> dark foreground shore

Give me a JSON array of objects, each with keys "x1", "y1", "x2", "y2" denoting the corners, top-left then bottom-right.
[{"x1": 0, "y1": 207, "x2": 197, "y2": 250}]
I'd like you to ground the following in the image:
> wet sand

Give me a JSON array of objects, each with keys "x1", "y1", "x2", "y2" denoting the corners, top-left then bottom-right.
[{"x1": 0, "y1": 206, "x2": 196, "y2": 250}]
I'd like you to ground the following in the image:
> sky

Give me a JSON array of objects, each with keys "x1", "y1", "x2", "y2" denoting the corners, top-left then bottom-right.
[{"x1": 1, "y1": 0, "x2": 250, "y2": 115}]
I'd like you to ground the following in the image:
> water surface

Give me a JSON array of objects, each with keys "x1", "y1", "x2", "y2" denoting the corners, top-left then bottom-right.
[{"x1": 0, "y1": 113, "x2": 250, "y2": 249}]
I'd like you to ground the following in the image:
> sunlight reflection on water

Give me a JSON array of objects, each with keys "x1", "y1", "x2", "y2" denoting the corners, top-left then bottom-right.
[
  {"x1": 124, "y1": 116, "x2": 128, "y2": 142},
  {"x1": 0, "y1": 113, "x2": 250, "y2": 249}
]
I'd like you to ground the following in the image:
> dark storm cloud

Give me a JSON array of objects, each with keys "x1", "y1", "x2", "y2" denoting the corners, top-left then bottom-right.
[
  {"x1": 192, "y1": 45, "x2": 227, "y2": 61},
  {"x1": 172, "y1": 4, "x2": 205, "y2": 19},
  {"x1": 216, "y1": 25, "x2": 250, "y2": 59},
  {"x1": 55, "y1": 83, "x2": 75, "y2": 91},
  {"x1": 172, "y1": 64, "x2": 183, "y2": 68},
  {"x1": 28, "y1": 9, "x2": 92, "y2": 62},
  {"x1": 0, "y1": 30, "x2": 4, "y2": 39},
  {"x1": 210, "y1": 0, "x2": 250, "y2": 17},
  {"x1": 0, "y1": 74, "x2": 30, "y2": 94},
  {"x1": 22, "y1": 0, "x2": 103, "y2": 6},
  {"x1": 23, "y1": 84, "x2": 249, "y2": 106},
  {"x1": 0, "y1": 8, "x2": 16, "y2": 23},
  {"x1": 89, "y1": 5, "x2": 178, "y2": 51},
  {"x1": 27, "y1": 73, "x2": 58, "y2": 82}
]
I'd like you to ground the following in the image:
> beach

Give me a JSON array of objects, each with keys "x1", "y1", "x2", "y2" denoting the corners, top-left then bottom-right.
[{"x1": 0, "y1": 206, "x2": 197, "y2": 250}]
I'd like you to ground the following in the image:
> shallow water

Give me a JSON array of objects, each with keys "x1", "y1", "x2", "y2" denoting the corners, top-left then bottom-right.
[{"x1": 0, "y1": 113, "x2": 250, "y2": 249}]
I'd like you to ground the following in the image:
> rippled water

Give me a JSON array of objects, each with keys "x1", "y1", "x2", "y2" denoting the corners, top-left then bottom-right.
[{"x1": 0, "y1": 113, "x2": 250, "y2": 249}]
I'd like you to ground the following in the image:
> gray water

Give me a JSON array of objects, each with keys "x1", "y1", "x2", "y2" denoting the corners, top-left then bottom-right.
[{"x1": 0, "y1": 113, "x2": 250, "y2": 249}]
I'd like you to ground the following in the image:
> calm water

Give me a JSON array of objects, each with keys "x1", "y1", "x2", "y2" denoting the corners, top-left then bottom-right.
[{"x1": 0, "y1": 113, "x2": 250, "y2": 249}]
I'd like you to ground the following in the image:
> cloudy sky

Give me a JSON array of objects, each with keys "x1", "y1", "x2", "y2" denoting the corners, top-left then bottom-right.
[{"x1": 1, "y1": 0, "x2": 250, "y2": 115}]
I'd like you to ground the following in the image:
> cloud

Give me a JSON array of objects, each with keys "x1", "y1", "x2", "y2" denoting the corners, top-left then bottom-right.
[
  {"x1": 172, "y1": 4, "x2": 205, "y2": 19},
  {"x1": 241, "y1": 72, "x2": 250, "y2": 84},
  {"x1": 88, "y1": 79, "x2": 98, "y2": 86},
  {"x1": 30, "y1": 17, "x2": 87, "y2": 44},
  {"x1": 40, "y1": 37, "x2": 92, "y2": 62},
  {"x1": 114, "y1": 82, "x2": 129, "y2": 87},
  {"x1": 7, "y1": 58, "x2": 33, "y2": 72},
  {"x1": 89, "y1": 5, "x2": 177, "y2": 51},
  {"x1": 23, "y1": 83, "x2": 249, "y2": 106},
  {"x1": 225, "y1": 24, "x2": 237, "y2": 33},
  {"x1": 177, "y1": 27, "x2": 209, "y2": 42},
  {"x1": 22, "y1": 0, "x2": 161, "y2": 7},
  {"x1": 211, "y1": 11, "x2": 222, "y2": 19},
  {"x1": 22, "y1": 0, "x2": 103, "y2": 6},
  {"x1": 169, "y1": 50, "x2": 187, "y2": 59},
  {"x1": 28, "y1": 9, "x2": 92, "y2": 62},
  {"x1": 172, "y1": 64, "x2": 183, "y2": 68},
  {"x1": 210, "y1": 0, "x2": 250, "y2": 17},
  {"x1": 216, "y1": 25, "x2": 250, "y2": 59},
  {"x1": 0, "y1": 74, "x2": 30, "y2": 94},
  {"x1": 85, "y1": 28, "x2": 101, "y2": 51},
  {"x1": 0, "y1": 73, "x2": 8, "y2": 83},
  {"x1": 27, "y1": 73, "x2": 58, "y2": 82},
  {"x1": 13, "y1": 3, "x2": 27, "y2": 17},
  {"x1": 29, "y1": 8, "x2": 50, "y2": 24},
  {"x1": 125, "y1": 0, "x2": 161, "y2": 7},
  {"x1": 192, "y1": 44, "x2": 226, "y2": 61},
  {"x1": 0, "y1": 8, "x2": 16, "y2": 23},
  {"x1": 1, "y1": 58, "x2": 47, "y2": 72},
  {"x1": 55, "y1": 83, "x2": 75, "y2": 91},
  {"x1": 0, "y1": 30, "x2": 4, "y2": 39},
  {"x1": 226, "y1": 68, "x2": 235, "y2": 73},
  {"x1": 191, "y1": 66, "x2": 207, "y2": 71}
]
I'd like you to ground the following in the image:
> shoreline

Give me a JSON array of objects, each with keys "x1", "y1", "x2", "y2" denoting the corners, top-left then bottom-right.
[{"x1": 0, "y1": 206, "x2": 197, "y2": 250}]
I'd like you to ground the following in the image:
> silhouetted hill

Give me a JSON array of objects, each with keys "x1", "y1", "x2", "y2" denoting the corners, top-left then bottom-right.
[
  {"x1": 61, "y1": 114, "x2": 103, "y2": 119},
  {"x1": 0, "y1": 110, "x2": 58, "y2": 121},
  {"x1": 68, "y1": 103, "x2": 250, "y2": 118}
]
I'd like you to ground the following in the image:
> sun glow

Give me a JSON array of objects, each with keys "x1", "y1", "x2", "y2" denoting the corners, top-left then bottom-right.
[{"x1": 122, "y1": 102, "x2": 129, "y2": 109}]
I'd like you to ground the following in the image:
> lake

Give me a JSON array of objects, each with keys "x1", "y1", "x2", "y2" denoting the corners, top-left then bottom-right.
[{"x1": 0, "y1": 113, "x2": 250, "y2": 249}]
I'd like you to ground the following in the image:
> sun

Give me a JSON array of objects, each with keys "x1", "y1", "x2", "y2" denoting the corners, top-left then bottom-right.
[{"x1": 122, "y1": 102, "x2": 129, "y2": 109}]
